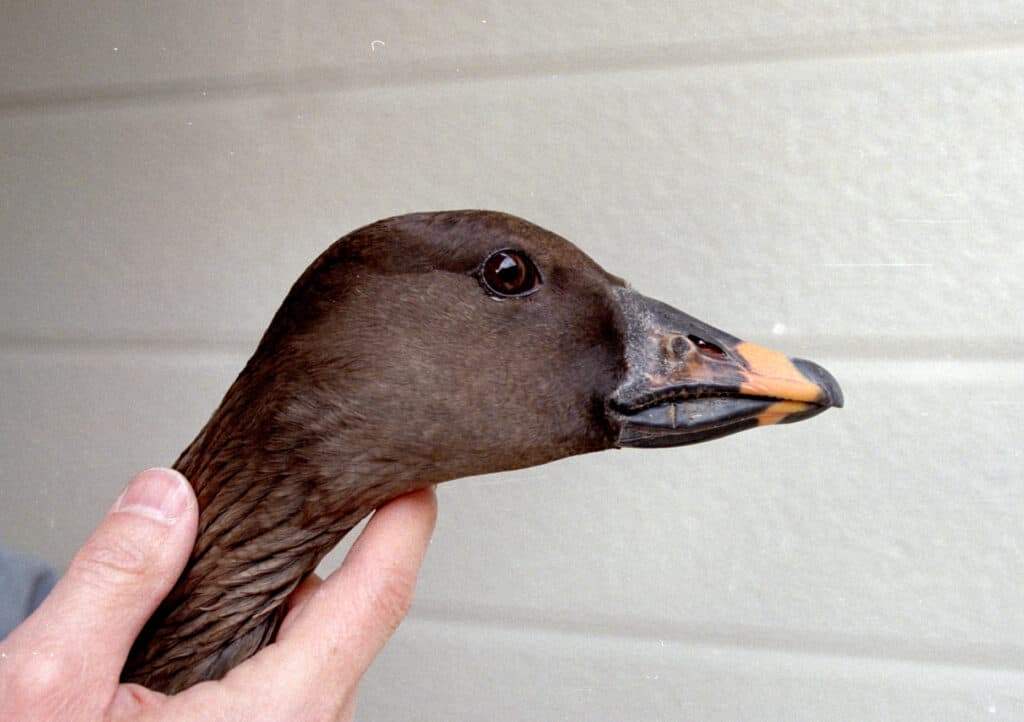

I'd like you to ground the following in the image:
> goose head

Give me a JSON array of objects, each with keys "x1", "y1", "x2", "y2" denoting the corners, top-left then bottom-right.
[{"x1": 123, "y1": 210, "x2": 842, "y2": 692}]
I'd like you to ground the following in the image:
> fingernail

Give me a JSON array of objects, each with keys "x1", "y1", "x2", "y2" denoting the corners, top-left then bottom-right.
[{"x1": 114, "y1": 468, "x2": 191, "y2": 524}]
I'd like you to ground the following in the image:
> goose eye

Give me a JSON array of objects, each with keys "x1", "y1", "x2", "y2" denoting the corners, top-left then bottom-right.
[{"x1": 480, "y1": 249, "x2": 542, "y2": 297}]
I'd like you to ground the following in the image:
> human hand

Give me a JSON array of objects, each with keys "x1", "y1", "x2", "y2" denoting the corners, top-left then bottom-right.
[{"x1": 0, "y1": 468, "x2": 437, "y2": 722}]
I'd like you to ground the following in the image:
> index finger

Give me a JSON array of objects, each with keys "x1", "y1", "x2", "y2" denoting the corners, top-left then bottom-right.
[{"x1": 277, "y1": 487, "x2": 437, "y2": 680}]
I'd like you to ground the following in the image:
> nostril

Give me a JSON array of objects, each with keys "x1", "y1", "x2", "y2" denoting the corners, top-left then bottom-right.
[
  {"x1": 688, "y1": 335, "x2": 726, "y2": 358},
  {"x1": 669, "y1": 335, "x2": 690, "y2": 358}
]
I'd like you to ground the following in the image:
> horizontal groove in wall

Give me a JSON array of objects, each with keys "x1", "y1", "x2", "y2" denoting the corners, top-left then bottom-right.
[
  {"x1": 2, "y1": 32, "x2": 1024, "y2": 115},
  {"x1": 409, "y1": 600, "x2": 1024, "y2": 675},
  {"x1": 0, "y1": 334, "x2": 1020, "y2": 362},
  {"x1": 0, "y1": 336, "x2": 253, "y2": 362}
]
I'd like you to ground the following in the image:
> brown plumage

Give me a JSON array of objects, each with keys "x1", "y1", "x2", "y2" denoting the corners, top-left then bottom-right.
[{"x1": 122, "y1": 211, "x2": 842, "y2": 693}]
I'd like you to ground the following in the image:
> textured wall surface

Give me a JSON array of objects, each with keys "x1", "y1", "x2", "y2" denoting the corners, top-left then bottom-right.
[{"x1": 2, "y1": 3, "x2": 1023, "y2": 719}]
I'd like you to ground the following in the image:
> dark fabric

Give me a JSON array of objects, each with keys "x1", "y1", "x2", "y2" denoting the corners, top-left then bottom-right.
[{"x1": 0, "y1": 547, "x2": 58, "y2": 640}]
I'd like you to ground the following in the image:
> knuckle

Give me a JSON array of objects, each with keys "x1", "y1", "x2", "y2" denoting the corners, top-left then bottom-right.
[
  {"x1": 366, "y1": 564, "x2": 417, "y2": 629},
  {"x1": 73, "y1": 531, "x2": 150, "y2": 588},
  {"x1": 2, "y1": 650, "x2": 79, "y2": 713}
]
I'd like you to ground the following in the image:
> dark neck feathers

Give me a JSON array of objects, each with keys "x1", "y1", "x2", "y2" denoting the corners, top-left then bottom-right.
[{"x1": 122, "y1": 347, "x2": 433, "y2": 692}]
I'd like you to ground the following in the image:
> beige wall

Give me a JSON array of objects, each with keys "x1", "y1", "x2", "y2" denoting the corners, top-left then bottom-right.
[{"x1": 2, "y1": 3, "x2": 1023, "y2": 719}]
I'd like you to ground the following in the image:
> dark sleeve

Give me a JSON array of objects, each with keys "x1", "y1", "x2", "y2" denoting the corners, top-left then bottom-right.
[{"x1": 0, "y1": 546, "x2": 59, "y2": 640}]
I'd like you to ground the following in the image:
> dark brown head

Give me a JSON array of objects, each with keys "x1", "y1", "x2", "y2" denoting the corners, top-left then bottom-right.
[
  {"x1": 124, "y1": 210, "x2": 842, "y2": 692},
  {"x1": 240, "y1": 210, "x2": 631, "y2": 488}
]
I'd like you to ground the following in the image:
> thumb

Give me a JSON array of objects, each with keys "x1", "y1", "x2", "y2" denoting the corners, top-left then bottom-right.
[{"x1": 24, "y1": 468, "x2": 198, "y2": 685}]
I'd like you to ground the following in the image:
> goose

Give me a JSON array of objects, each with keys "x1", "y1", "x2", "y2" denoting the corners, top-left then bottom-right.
[{"x1": 122, "y1": 210, "x2": 842, "y2": 693}]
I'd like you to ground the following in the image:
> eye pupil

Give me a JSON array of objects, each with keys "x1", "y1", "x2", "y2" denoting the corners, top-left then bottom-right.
[
  {"x1": 494, "y1": 255, "x2": 524, "y2": 286},
  {"x1": 481, "y1": 249, "x2": 541, "y2": 297},
  {"x1": 688, "y1": 335, "x2": 726, "y2": 357}
]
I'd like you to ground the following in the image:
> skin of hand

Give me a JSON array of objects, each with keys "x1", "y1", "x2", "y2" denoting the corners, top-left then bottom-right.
[{"x1": 0, "y1": 468, "x2": 437, "y2": 722}]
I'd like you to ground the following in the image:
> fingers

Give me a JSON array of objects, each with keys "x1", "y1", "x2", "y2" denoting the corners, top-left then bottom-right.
[
  {"x1": 279, "y1": 487, "x2": 437, "y2": 681},
  {"x1": 11, "y1": 469, "x2": 198, "y2": 688}
]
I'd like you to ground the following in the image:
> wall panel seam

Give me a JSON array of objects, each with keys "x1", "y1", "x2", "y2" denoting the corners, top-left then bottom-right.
[
  {"x1": 407, "y1": 604, "x2": 1024, "y2": 675},
  {"x1": 3, "y1": 34, "x2": 1024, "y2": 116}
]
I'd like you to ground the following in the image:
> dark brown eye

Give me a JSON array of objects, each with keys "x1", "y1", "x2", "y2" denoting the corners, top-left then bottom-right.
[
  {"x1": 480, "y1": 249, "x2": 542, "y2": 297},
  {"x1": 688, "y1": 335, "x2": 727, "y2": 358}
]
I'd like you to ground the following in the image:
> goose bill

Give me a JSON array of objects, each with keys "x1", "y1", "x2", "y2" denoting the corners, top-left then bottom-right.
[{"x1": 610, "y1": 291, "x2": 843, "y2": 449}]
